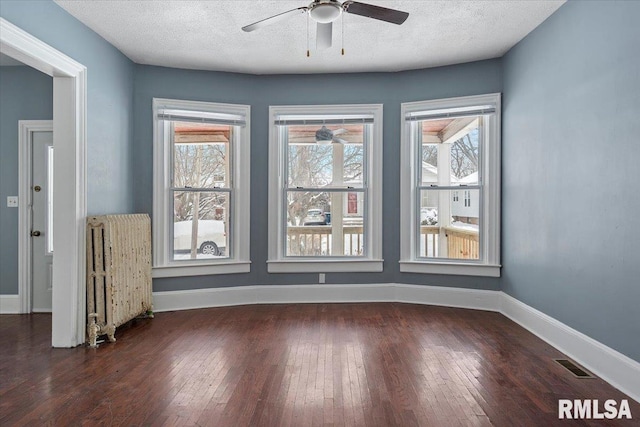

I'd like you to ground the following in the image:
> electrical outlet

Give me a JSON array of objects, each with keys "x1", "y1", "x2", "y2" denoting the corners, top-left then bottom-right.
[
  {"x1": 6, "y1": 196, "x2": 18, "y2": 208},
  {"x1": 319, "y1": 273, "x2": 325, "y2": 284}
]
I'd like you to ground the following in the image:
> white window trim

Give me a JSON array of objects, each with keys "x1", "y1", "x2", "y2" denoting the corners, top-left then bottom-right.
[
  {"x1": 399, "y1": 93, "x2": 501, "y2": 277},
  {"x1": 267, "y1": 104, "x2": 383, "y2": 273},
  {"x1": 152, "y1": 98, "x2": 251, "y2": 277}
]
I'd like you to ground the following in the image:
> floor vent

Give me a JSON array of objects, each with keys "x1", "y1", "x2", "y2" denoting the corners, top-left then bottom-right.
[{"x1": 554, "y1": 359, "x2": 595, "y2": 378}]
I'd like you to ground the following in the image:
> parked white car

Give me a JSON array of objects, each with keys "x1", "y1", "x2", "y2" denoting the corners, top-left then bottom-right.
[{"x1": 174, "y1": 220, "x2": 226, "y2": 256}]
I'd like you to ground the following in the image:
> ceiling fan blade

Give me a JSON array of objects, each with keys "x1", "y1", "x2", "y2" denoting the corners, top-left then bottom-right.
[
  {"x1": 333, "y1": 128, "x2": 348, "y2": 135},
  {"x1": 242, "y1": 7, "x2": 308, "y2": 32},
  {"x1": 342, "y1": 1, "x2": 409, "y2": 25},
  {"x1": 316, "y1": 22, "x2": 333, "y2": 49},
  {"x1": 334, "y1": 137, "x2": 348, "y2": 144}
]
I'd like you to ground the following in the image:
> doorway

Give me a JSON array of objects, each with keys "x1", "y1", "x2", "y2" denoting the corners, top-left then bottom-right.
[{"x1": 2, "y1": 17, "x2": 87, "y2": 347}]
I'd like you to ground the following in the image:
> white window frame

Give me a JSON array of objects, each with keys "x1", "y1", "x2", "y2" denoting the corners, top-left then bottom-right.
[
  {"x1": 400, "y1": 93, "x2": 501, "y2": 277},
  {"x1": 267, "y1": 104, "x2": 383, "y2": 273},
  {"x1": 152, "y1": 98, "x2": 251, "y2": 277}
]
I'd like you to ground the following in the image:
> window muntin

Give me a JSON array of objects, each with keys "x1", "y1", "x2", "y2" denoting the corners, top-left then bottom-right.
[
  {"x1": 287, "y1": 125, "x2": 364, "y2": 188},
  {"x1": 268, "y1": 104, "x2": 383, "y2": 272},
  {"x1": 416, "y1": 116, "x2": 482, "y2": 261},
  {"x1": 285, "y1": 190, "x2": 366, "y2": 257},
  {"x1": 401, "y1": 94, "x2": 500, "y2": 276},
  {"x1": 170, "y1": 122, "x2": 232, "y2": 260},
  {"x1": 172, "y1": 190, "x2": 229, "y2": 259},
  {"x1": 418, "y1": 188, "x2": 480, "y2": 259},
  {"x1": 153, "y1": 98, "x2": 250, "y2": 275},
  {"x1": 282, "y1": 123, "x2": 368, "y2": 258},
  {"x1": 172, "y1": 122, "x2": 230, "y2": 188}
]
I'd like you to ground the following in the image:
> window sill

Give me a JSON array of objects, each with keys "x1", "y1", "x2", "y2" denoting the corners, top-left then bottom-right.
[
  {"x1": 399, "y1": 261, "x2": 501, "y2": 277},
  {"x1": 267, "y1": 259, "x2": 384, "y2": 273},
  {"x1": 152, "y1": 261, "x2": 251, "y2": 278}
]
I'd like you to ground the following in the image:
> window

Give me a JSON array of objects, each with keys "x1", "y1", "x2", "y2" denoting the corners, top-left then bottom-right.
[
  {"x1": 153, "y1": 98, "x2": 250, "y2": 277},
  {"x1": 400, "y1": 94, "x2": 501, "y2": 277},
  {"x1": 267, "y1": 104, "x2": 383, "y2": 273},
  {"x1": 47, "y1": 146, "x2": 54, "y2": 254}
]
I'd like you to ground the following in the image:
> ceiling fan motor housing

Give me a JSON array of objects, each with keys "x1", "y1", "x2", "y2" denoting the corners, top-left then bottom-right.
[
  {"x1": 309, "y1": 0, "x2": 343, "y2": 23},
  {"x1": 315, "y1": 125, "x2": 334, "y2": 144}
]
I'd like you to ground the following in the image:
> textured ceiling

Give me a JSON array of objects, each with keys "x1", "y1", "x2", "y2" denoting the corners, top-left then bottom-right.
[{"x1": 54, "y1": 0, "x2": 564, "y2": 75}]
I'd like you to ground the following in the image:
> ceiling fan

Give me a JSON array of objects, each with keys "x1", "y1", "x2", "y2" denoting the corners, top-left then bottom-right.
[
  {"x1": 315, "y1": 126, "x2": 348, "y2": 144},
  {"x1": 242, "y1": 0, "x2": 409, "y2": 50}
]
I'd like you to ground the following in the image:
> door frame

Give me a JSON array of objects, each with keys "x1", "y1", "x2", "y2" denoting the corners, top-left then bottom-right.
[
  {"x1": 18, "y1": 120, "x2": 53, "y2": 314},
  {"x1": 1, "y1": 17, "x2": 87, "y2": 347}
]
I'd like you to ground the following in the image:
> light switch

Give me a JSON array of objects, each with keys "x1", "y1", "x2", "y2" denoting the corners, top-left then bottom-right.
[{"x1": 7, "y1": 196, "x2": 18, "y2": 208}]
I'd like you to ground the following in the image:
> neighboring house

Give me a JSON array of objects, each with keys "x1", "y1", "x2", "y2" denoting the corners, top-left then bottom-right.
[
  {"x1": 420, "y1": 162, "x2": 443, "y2": 210},
  {"x1": 451, "y1": 172, "x2": 479, "y2": 224},
  {"x1": 343, "y1": 178, "x2": 365, "y2": 222},
  {"x1": 420, "y1": 163, "x2": 479, "y2": 225}
]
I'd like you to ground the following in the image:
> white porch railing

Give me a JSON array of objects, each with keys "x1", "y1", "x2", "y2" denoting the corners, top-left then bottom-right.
[
  {"x1": 286, "y1": 225, "x2": 478, "y2": 259},
  {"x1": 286, "y1": 225, "x2": 363, "y2": 256}
]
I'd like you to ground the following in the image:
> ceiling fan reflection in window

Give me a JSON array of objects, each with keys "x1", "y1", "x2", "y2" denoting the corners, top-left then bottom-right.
[
  {"x1": 242, "y1": 0, "x2": 409, "y2": 52},
  {"x1": 315, "y1": 126, "x2": 349, "y2": 145}
]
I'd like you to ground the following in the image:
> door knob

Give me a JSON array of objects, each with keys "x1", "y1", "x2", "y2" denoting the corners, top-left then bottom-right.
[{"x1": 31, "y1": 230, "x2": 42, "y2": 237}]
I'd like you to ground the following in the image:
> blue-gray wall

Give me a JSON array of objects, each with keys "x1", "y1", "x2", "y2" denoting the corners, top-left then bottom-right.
[
  {"x1": 502, "y1": 0, "x2": 640, "y2": 362},
  {"x1": 0, "y1": 66, "x2": 52, "y2": 294},
  {"x1": 0, "y1": 0, "x2": 135, "y2": 295},
  {"x1": 0, "y1": 0, "x2": 135, "y2": 216},
  {"x1": 133, "y1": 62, "x2": 503, "y2": 292}
]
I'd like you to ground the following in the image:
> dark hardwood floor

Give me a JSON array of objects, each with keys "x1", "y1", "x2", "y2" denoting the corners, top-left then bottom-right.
[{"x1": 1, "y1": 303, "x2": 638, "y2": 426}]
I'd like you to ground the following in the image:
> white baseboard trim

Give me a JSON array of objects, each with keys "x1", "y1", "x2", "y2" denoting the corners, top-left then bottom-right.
[
  {"x1": 152, "y1": 283, "x2": 639, "y2": 403},
  {"x1": 0, "y1": 295, "x2": 20, "y2": 314},
  {"x1": 153, "y1": 283, "x2": 393, "y2": 312},
  {"x1": 152, "y1": 283, "x2": 500, "y2": 313},
  {"x1": 500, "y1": 293, "x2": 640, "y2": 403},
  {"x1": 395, "y1": 284, "x2": 500, "y2": 312}
]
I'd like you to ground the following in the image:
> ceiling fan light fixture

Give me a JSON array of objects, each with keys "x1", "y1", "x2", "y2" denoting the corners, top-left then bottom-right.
[{"x1": 309, "y1": 2, "x2": 342, "y2": 24}]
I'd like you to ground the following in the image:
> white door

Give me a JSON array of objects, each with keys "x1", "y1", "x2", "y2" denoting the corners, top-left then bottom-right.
[{"x1": 31, "y1": 130, "x2": 53, "y2": 312}]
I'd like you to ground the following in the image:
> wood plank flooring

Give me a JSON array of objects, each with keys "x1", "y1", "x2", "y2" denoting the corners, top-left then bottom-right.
[{"x1": 1, "y1": 303, "x2": 638, "y2": 426}]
